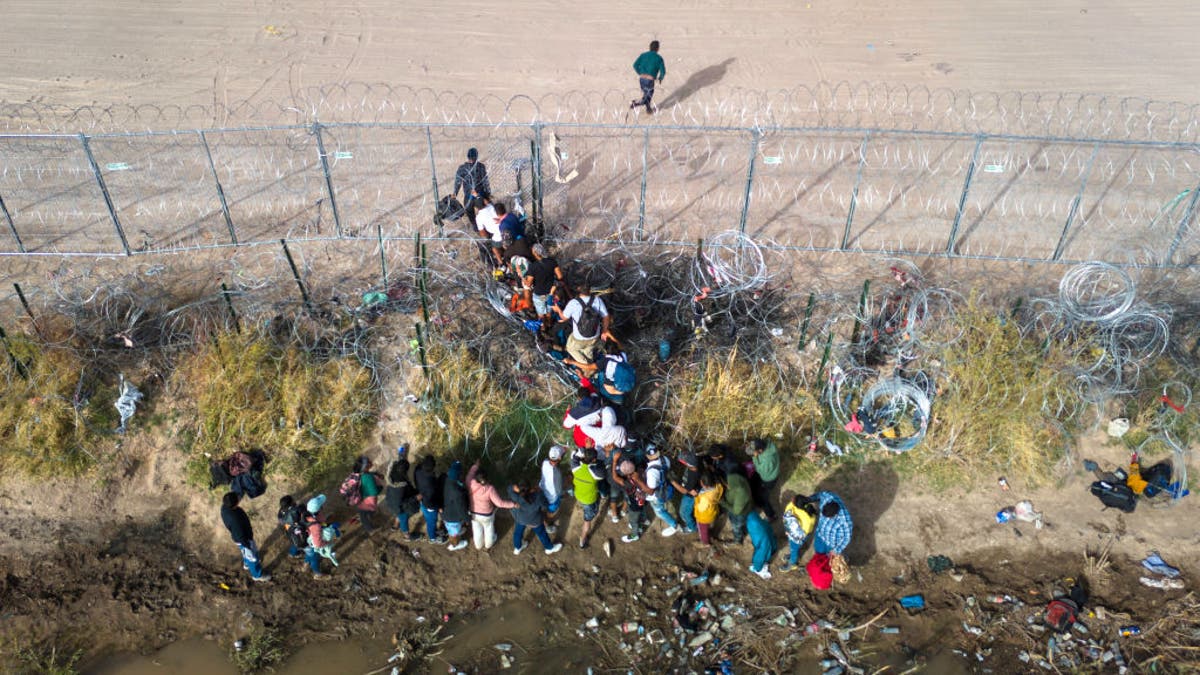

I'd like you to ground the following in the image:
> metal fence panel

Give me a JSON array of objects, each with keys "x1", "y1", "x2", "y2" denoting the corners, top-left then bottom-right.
[
  {"x1": 643, "y1": 130, "x2": 751, "y2": 243},
  {"x1": 205, "y1": 127, "x2": 333, "y2": 244},
  {"x1": 850, "y1": 135, "x2": 979, "y2": 255},
  {"x1": 1062, "y1": 145, "x2": 1200, "y2": 265},
  {"x1": 744, "y1": 131, "x2": 864, "y2": 249},
  {"x1": 87, "y1": 133, "x2": 232, "y2": 251},
  {"x1": 541, "y1": 126, "x2": 644, "y2": 242},
  {"x1": 319, "y1": 125, "x2": 433, "y2": 239},
  {"x1": 430, "y1": 125, "x2": 535, "y2": 240},
  {"x1": 0, "y1": 136, "x2": 120, "y2": 253}
]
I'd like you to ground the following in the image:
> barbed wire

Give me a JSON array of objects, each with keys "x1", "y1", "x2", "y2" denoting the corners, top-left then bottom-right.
[{"x1": 7, "y1": 82, "x2": 1200, "y2": 144}]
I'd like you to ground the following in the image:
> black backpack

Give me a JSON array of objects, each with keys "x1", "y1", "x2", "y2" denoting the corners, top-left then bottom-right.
[
  {"x1": 281, "y1": 505, "x2": 309, "y2": 549},
  {"x1": 1090, "y1": 480, "x2": 1136, "y2": 513},
  {"x1": 575, "y1": 295, "x2": 603, "y2": 339}
]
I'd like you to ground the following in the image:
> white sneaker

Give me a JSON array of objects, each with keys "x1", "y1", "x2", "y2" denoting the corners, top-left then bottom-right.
[
  {"x1": 545, "y1": 543, "x2": 563, "y2": 555},
  {"x1": 513, "y1": 544, "x2": 526, "y2": 556},
  {"x1": 448, "y1": 541, "x2": 468, "y2": 552},
  {"x1": 610, "y1": 513, "x2": 620, "y2": 524},
  {"x1": 751, "y1": 565, "x2": 772, "y2": 580},
  {"x1": 661, "y1": 526, "x2": 678, "y2": 537},
  {"x1": 621, "y1": 534, "x2": 640, "y2": 544}
]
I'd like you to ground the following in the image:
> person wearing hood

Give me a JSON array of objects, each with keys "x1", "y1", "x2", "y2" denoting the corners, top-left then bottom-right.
[
  {"x1": 746, "y1": 510, "x2": 777, "y2": 580},
  {"x1": 413, "y1": 455, "x2": 446, "y2": 544},
  {"x1": 442, "y1": 461, "x2": 470, "y2": 551},
  {"x1": 466, "y1": 461, "x2": 518, "y2": 550},
  {"x1": 507, "y1": 483, "x2": 563, "y2": 556},
  {"x1": 303, "y1": 494, "x2": 334, "y2": 580},
  {"x1": 384, "y1": 449, "x2": 419, "y2": 540}
]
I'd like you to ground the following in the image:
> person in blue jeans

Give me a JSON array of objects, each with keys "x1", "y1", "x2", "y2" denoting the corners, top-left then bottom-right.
[
  {"x1": 781, "y1": 495, "x2": 818, "y2": 572},
  {"x1": 302, "y1": 494, "x2": 336, "y2": 580},
  {"x1": 630, "y1": 41, "x2": 666, "y2": 113},
  {"x1": 671, "y1": 451, "x2": 701, "y2": 534},
  {"x1": 507, "y1": 484, "x2": 563, "y2": 556},
  {"x1": 220, "y1": 491, "x2": 270, "y2": 582},
  {"x1": 642, "y1": 446, "x2": 679, "y2": 537},
  {"x1": 413, "y1": 455, "x2": 447, "y2": 544}
]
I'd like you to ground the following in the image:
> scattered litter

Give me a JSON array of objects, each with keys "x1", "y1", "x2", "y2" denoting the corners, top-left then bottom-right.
[
  {"x1": 927, "y1": 555, "x2": 954, "y2": 573},
  {"x1": 115, "y1": 374, "x2": 143, "y2": 433},
  {"x1": 494, "y1": 643, "x2": 513, "y2": 652},
  {"x1": 900, "y1": 594, "x2": 925, "y2": 611},
  {"x1": 1107, "y1": 418, "x2": 1131, "y2": 438},
  {"x1": 1141, "y1": 551, "x2": 1181, "y2": 578},
  {"x1": 1139, "y1": 576, "x2": 1184, "y2": 590}
]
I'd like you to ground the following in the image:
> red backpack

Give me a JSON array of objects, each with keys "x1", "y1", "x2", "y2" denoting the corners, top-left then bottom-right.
[
  {"x1": 1045, "y1": 598, "x2": 1079, "y2": 632},
  {"x1": 339, "y1": 472, "x2": 363, "y2": 507}
]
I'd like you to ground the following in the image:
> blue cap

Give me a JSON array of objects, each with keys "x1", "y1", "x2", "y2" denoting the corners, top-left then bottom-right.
[{"x1": 397, "y1": 445, "x2": 407, "y2": 457}]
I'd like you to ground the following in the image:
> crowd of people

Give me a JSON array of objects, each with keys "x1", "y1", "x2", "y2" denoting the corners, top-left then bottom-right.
[{"x1": 218, "y1": 145, "x2": 854, "y2": 588}]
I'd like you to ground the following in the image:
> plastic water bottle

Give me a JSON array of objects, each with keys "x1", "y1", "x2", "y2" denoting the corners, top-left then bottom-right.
[{"x1": 658, "y1": 337, "x2": 671, "y2": 362}]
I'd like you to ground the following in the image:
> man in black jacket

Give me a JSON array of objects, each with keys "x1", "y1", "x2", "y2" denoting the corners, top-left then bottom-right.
[
  {"x1": 451, "y1": 147, "x2": 491, "y2": 222},
  {"x1": 220, "y1": 491, "x2": 271, "y2": 582},
  {"x1": 413, "y1": 455, "x2": 447, "y2": 544}
]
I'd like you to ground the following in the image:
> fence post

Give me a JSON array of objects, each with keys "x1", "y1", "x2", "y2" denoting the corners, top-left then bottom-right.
[
  {"x1": 841, "y1": 132, "x2": 871, "y2": 250},
  {"x1": 198, "y1": 130, "x2": 238, "y2": 245},
  {"x1": 1165, "y1": 180, "x2": 1200, "y2": 265},
  {"x1": 638, "y1": 127, "x2": 650, "y2": 240},
  {"x1": 531, "y1": 123, "x2": 544, "y2": 228},
  {"x1": 220, "y1": 281, "x2": 241, "y2": 333},
  {"x1": 79, "y1": 133, "x2": 131, "y2": 255},
  {"x1": 13, "y1": 283, "x2": 39, "y2": 337},
  {"x1": 1052, "y1": 141, "x2": 1100, "y2": 261},
  {"x1": 280, "y1": 239, "x2": 315, "y2": 314},
  {"x1": 377, "y1": 223, "x2": 389, "y2": 287},
  {"x1": 945, "y1": 135, "x2": 985, "y2": 255},
  {"x1": 0, "y1": 192, "x2": 24, "y2": 253},
  {"x1": 312, "y1": 122, "x2": 344, "y2": 238},
  {"x1": 738, "y1": 129, "x2": 762, "y2": 235},
  {"x1": 425, "y1": 126, "x2": 443, "y2": 237}
]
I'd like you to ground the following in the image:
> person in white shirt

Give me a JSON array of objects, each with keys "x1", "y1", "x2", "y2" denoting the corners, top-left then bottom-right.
[
  {"x1": 539, "y1": 445, "x2": 566, "y2": 534},
  {"x1": 474, "y1": 200, "x2": 504, "y2": 266},
  {"x1": 564, "y1": 404, "x2": 627, "y2": 451},
  {"x1": 558, "y1": 282, "x2": 614, "y2": 375},
  {"x1": 642, "y1": 445, "x2": 679, "y2": 537}
]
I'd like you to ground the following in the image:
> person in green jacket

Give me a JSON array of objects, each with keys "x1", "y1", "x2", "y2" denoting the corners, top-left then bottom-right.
[
  {"x1": 720, "y1": 470, "x2": 752, "y2": 545},
  {"x1": 630, "y1": 40, "x2": 666, "y2": 113},
  {"x1": 351, "y1": 455, "x2": 382, "y2": 533},
  {"x1": 748, "y1": 439, "x2": 780, "y2": 520}
]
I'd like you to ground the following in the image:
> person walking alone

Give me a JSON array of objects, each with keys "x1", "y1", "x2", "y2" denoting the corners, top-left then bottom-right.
[
  {"x1": 630, "y1": 41, "x2": 666, "y2": 113},
  {"x1": 220, "y1": 491, "x2": 270, "y2": 583},
  {"x1": 451, "y1": 147, "x2": 491, "y2": 222}
]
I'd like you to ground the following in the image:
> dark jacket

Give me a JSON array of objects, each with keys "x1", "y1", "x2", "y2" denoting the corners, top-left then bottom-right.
[
  {"x1": 414, "y1": 463, "x2": 442, "y2": 509},
  {"x1": 442, "y1": 474, "x2": 470, "y2": 523},
  {"x1": 453, "y1": 161, "x2": 491, "y2": 200},
  {"x1": 221, "y1": 504, "x2": 254, "y2": 545},
  {"x1": 384, "y1": 459, "x2": 419, "y2": 516},
  {"x1": 508, "y1": 487, "x2": 548, "y2": 527}
]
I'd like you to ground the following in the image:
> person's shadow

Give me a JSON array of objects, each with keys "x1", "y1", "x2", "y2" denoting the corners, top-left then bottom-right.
[
  {"x1": 657, "y1": 58, "x2": 736, "y2": 108},
  {"x1": 812, "y1": 461, "x2": 898, "y2": 565}
]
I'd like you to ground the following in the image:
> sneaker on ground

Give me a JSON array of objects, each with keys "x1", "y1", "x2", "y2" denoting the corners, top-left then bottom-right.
[
  {"x1": 682, "y1": 527, "x2": 696, "y2": 534},
  {"x1": 513, "y1": 544, "x2": 526, "y2": 556},
  {"x1": 312, "y1": 573, "x2": 330, "y2": 580},
  {"x1": 621, "y1": 534, "x2": 640, "y2": 544},
  {"x1": 579, "y1": 538, "x2": 587, "y2": 549},
  {"x1": 610, "y1": 513, "x2": 620, "y2": 524},
  {"x1": 546, "y1": 526, "x2": 558, "y2": 535},
  {"x1": 431, "y1": 536, "x2": 448, "y2": 545},
  {"x1": 755, "y1": 567, "x2": 773, "y2": 580},
  {"x1": 780, "y1": 563, "x2": 796, "y2": 573},
  {"x1": 661, "y1": 526, "x2": 678, "y2": 537},
  {"x1": 252, "y1": 574, "x2": 272, "y2": 583},
  {"x1": 448, "y1": 540, "x2": 468, "y2": 551},
  {"x1": 546, "y1": 543, "x2": 563, "y2": 555}
]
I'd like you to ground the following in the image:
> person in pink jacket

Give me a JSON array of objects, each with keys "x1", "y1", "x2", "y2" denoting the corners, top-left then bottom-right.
[{"x1": 467, "y1": 461, "x2": 518, "y2": 550}]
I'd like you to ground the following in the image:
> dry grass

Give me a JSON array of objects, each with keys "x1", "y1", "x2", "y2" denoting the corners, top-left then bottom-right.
[
  {"x1": 176, "y1": 330, "x2": 377, "y2": 487},
  {"x1": 666, "y1": 348, "x2": 820, "y2": 450},
  {"x1": 902, "y1": 299, "x2": 1086, "y2": 489},
  {"x1": 411, "y1": 343, "x2": 567, "y2": 471},
  {"x1": 0, "y1": 331, "x2": 118, "y2": 477}
]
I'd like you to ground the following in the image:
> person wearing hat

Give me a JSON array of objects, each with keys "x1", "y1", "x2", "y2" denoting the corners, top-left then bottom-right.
[
  {"x1": 569, "y1": 448, "x2": 607, "y2": 548},
  {"x1": 670, "y1": 451, "x2": 701, "y2": 535},
  {"x1": 643, "y1": 445, "x2": 679, "y2": 537},
  {"x1": 220, "y1": 491, "x2": 271, "y2": 583},
  {"x1": 539, "y1": 446, "x2": 566, "y2": 534},
  {"x1": 303, "y1": 494, "x2": 334, "y2": 580},
  {"x1": 452, "y1": 147, "x2": 491, "y2": 222}
]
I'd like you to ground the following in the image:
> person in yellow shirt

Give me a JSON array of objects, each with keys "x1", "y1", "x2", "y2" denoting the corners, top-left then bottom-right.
[
  {"x1": 780, "y1": 495, "x2": 818, "y2": 572},
  {"x1": 693, "y1": 473, "x2": 724, "y2": 547}
]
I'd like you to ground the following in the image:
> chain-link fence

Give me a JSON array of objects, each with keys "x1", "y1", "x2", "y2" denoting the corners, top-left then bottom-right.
[{"x1": 0, "y1": 116, "x2": 1197, "y2": 266}]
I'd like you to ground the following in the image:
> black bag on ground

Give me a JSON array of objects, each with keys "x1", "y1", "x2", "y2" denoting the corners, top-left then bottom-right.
[
  {"x1": 438, "y1": 195, "x2": 466, "y2": 221},
  {"x1": 1090, "y1": 480, "x2": 1136, "y2": 513}
]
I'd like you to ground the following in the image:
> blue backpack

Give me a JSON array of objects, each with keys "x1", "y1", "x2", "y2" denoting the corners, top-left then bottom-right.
[{"x1": 608, "y1": 356, "x2": 636, "y2": 393}]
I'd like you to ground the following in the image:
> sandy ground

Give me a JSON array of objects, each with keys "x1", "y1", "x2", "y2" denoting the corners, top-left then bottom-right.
[{"x1": 2, "y1": 0, "x2": 1199, "y2": 111}]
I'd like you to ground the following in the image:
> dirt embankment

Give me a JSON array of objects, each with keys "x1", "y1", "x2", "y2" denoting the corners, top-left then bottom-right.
[{"x1": 2, "y1": 442, "x2": 1197, "y2": 673}]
